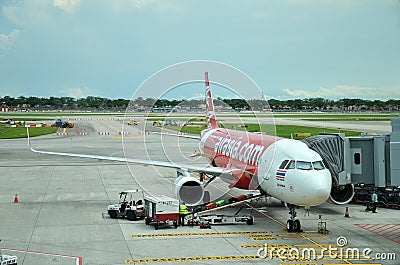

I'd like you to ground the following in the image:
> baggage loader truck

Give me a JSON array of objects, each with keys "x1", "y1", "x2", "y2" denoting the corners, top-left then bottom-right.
[
  {"x1": 144, "y1": 195, "x2": 179, "y2": 230},
  {"x1": 1, "y1": 240, "x2": 17, "y2": 265},
  {"x1": 107, "y1": 190, "x2": 145, "y2": 221},
  {"x1": 0, "y1": 254, "x2": 17, "y2": 265}
]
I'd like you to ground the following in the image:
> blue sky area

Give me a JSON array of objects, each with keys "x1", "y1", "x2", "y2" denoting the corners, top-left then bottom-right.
[{"x1": 0, "y1": 0, "x2": 399, "y2": 100}]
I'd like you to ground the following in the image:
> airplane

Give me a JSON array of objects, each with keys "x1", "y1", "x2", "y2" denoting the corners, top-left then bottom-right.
[{"x1": 29, "y1": 72, "x2": 349, "y2": 232}]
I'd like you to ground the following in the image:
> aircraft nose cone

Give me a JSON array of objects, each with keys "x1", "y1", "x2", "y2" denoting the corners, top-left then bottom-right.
[
  {"x1": 313, "y1": 186, "x2": 331, "y2": 204},
  {"x1": 296, "y1": 170, "x2": 331, "y2": 206},
  {"x1": 309, "y1": 171, "x2": 332, "y2": 205}
]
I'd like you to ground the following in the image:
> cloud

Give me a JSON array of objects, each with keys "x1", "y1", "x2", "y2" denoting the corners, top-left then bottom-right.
[
  {"x1": 61, "y1": 87, "x2": 92, "y2": 98},
  {"x1": 2, "y1": 0, "x2": 79, "y2": 27},
  {"x1": 0, "y1": 29, "x2": 21, "y2": 56},
  {"x1": 2, "y1": 0, "x2": 53, "y2": 26},
  {"x1": 53, "y1": 0, "x2": 80, "y2": 12},
  {"x1": 282, "y1": 85, "x2": 400, "y2": 100}
]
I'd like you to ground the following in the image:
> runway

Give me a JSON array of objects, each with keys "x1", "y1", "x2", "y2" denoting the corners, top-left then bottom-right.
[{"x1": 0, "y1": 116, "x2": 398, "y2": 264}]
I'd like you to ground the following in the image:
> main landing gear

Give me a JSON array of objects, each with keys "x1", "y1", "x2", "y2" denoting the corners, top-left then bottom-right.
[{"x1": 286, "y1": 204, "x2": 302, "y2": 232}]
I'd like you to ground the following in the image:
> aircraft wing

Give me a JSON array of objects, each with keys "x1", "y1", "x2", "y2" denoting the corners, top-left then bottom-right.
[
  {"x1": 28, "y1": 129, "x2": 234, "y2": 176},
  {"x1": 29, "y1": 146, "x2": 235, "y2": 175},
  {"x1": 149, "y1": 131, "x2": 201, "y2": 140}
]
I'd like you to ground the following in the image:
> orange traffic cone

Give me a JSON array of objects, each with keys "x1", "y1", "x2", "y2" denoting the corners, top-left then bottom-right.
[
  {"x1": 344, "y1": 207, "x2": 350, "y2": 218},
  {"x1": 14, "y1": 194, "x2": 19, "y2": 203}
]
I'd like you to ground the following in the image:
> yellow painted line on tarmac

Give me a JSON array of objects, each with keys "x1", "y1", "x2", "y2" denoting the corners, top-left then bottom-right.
[
  {"x1": 294, "y1": 243, "x2": 340, "y2": 247},
  {"x1": 131, "y1": 231, "x2": 269, "y2": 238},
  {"x1": 108, "y1": 151, "x2": 126, "y2": 164},
  {"x1": 109, "y1": 151, "x2": 124, "y2": 157},
  {"x1": 277, "y1": 232, "x2": 327, "y2": 237},
  {"x1": 248, "y1": 233, "x2": 277, "y2": 241},
  {"x1": 250, "y1": 237, "x2": 278, "y2": 241},
  {"x1": 244, "y1": 207, "x2": 376, "y2": 265},
  {"x1": 125, "y1": 255, "x2": 259, "y2": 263},
  {"x1": 241, "y1": 243, "x2": 314, "y2": 249},
  {"x1": 294, "y1": 232, "x2": 366, "y2": 265},
  {"x1": 276, "y1": 233, "x2": 299, "y2": 236},
  {"x1": 246, "y1": 201, "x2": 364, "y2": 264},
  {"x1": 249, "y1": 233, "x2": 274, "y2": 237},
  {"x1": 240, "y1": 244, "x2": 265, "y2": 248},
  {"x1": 246, "y1": 203, "x2": 286, "y2": 227},
  {"x1": 36, "y1": 146, "x2": 54, "y2": 149},
  {"x1": 295, "y1": 233, "x2": 326, "y2": 250}
]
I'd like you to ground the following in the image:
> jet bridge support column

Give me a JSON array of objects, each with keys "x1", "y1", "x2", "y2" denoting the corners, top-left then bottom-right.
[
  {"x1": 374, "y1": 136, "x2": 386, "y2": 187},
  {"x1": 390, "y1": 119, "x2": 400, "y2": 186}
]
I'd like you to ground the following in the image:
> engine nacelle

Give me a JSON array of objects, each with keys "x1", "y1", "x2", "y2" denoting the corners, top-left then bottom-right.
[
  {"x1": 174, "y1": 170, "x2": 204, "y2": 206},
  {"x1": 329, "y1": 184, "x2": 355, "y2": 205}
]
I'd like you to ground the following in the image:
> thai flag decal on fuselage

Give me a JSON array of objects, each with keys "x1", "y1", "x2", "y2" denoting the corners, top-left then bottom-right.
[{"x1": 276, "y1": 169, "x2": 287, "y2": 181}]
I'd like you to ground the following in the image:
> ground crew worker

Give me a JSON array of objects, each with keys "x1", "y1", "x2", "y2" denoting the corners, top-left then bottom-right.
[
  {"x1": 179, "y1": 203, "x2": 189, "y2": 226},
  {"x1": 371, "y1": 190, "x2": 378, "y2": 213}
]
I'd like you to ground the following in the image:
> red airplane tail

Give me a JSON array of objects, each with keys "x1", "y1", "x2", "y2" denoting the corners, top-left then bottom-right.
[{"x1": 205, "y1": 72, "x2": 219, "y2": 129}]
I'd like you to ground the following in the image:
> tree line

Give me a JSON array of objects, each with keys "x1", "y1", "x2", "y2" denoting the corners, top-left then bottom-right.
[{"x1": 1, "y1": 95, "x2": 399, "y2": 111}]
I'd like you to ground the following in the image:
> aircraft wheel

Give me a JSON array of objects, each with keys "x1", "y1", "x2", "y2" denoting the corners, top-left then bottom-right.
[
  {"x1": 246, "y1": 217, "x2": 254, "y2": 225},
  {"x1": 109, "y1": 210, "x2": 117, "y2": 219},
  {"x1": 294, "y1": 219, "x2": 301, "y2": 232},
  {"x1": 286, "y1": 220, "x2": 294, "y2": 232},
  {"x1": 228, "y1": 198, "x2": 238, "y2": 204},
  {"x1": 127, "y1": 210, "x2": 136, "y2": 221}
]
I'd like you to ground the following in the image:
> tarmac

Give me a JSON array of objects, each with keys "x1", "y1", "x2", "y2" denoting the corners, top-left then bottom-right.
[{"x1": 0, "y1": 116, "x2": 399, "y2": 265}]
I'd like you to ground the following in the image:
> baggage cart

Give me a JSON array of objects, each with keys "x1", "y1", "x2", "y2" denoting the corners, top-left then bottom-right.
[{"x1": 144, "y1": 195, "x2": 179, "y2": 230}]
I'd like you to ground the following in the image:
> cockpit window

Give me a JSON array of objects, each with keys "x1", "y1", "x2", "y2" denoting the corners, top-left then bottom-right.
[
  {"x1": 296, "y1": 161, "x2": 312, "y2": 170},
  {"x1": 286, "y1": 160, "x2": 296, "y2": 169},
  {"x1": 313, "y1": 161, "x2": 325, "y2": 170},
  {"x1": 279, "y1": 160, "x2": 289, "y2": 169}
]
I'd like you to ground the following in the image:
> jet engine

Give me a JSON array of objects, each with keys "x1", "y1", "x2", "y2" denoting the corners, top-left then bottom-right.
[
  {"x1": 174, "y1": 169, "x2": 204, "y2": 206},
  {"x1": 329, "y1": 184, "x2": 355, "y2": 205}
]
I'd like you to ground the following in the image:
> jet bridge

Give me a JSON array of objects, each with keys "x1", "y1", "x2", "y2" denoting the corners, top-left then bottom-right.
[{"x1": 302, "y1": 118, "x2": 400, "y2": 204}]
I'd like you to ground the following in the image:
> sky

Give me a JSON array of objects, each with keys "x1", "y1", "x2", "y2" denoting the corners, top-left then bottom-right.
[{"x1": 0, "y1": 0, "x2": 399, "y2": 100}]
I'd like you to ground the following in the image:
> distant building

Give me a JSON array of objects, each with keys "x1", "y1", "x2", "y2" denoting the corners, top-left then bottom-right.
[{"x1": 151, "y1": 107, "x2": 177, "y2": 113}]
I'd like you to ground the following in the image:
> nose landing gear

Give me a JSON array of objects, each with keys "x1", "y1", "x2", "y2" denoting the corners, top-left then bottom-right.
[{"x1": 287, "y1": 205, "x2": 302, "y2": 232}]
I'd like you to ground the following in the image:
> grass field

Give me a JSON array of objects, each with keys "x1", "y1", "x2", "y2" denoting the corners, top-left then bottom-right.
[
  {"x1": 140, "y1": 112, "x2": 399, "y2": 121},
  {"x1": 2, "y1": 112, "x2": 125, "y2": 117},
  {"x1": 0, "y1": 126, "x2": 57, "y2": 139},
  {"x1": 166, "y1": 123, "x2": 360, "y2": 139}
]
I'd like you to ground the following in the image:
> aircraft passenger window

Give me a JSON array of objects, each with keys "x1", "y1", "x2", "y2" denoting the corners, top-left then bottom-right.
[
  {"x1": 279, "y1": 160, "x2": 289, "y2": 169},
  {"x1": 286, "y1": 160, "x2": 295, "y2": 169},
  {"x1": 313, "y1": 161, "x2": 325, "y2": 170},
  {"x1": 297, "y1": 161, "x2": 312, "y2": 170},
  {"x1": 354, "y1": 153, "x2": 361, "y2": 165}
]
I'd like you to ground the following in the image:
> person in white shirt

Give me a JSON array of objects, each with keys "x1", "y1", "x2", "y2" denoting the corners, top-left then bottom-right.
[{"x1": 371, "y1": 190, "x2": 378, "y2": 213}]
